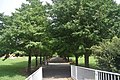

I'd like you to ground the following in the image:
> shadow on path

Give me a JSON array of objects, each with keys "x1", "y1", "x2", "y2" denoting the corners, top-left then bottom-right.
[{"x1": 43, "y1": 64, "x2": 71, "y2": 78}]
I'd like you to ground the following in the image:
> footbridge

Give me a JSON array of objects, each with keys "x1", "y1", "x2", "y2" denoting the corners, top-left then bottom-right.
[{"x1": 26, "y1": 57, "x2": 120, "y2": 80}]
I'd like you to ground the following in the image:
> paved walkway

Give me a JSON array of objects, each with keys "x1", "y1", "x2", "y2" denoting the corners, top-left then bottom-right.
[
  {"x1": 42, "y1": 63, "x2": 72, "y2": 80},
  {"x1": 43, "y1": 78, "x2": 73, "y2": 80}
]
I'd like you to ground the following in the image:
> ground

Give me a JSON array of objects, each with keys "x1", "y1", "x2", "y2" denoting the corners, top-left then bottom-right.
[
  {"x1": 0, "y1": 57, "x2": 28, "y2": 80},
  {"x1": 70, "y1": 56, "x2": 97, "y2": 68}
]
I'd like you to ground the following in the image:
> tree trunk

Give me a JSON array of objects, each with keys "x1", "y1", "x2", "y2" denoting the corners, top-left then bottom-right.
[
  {"x1": 28, "y1": 52, "x2": 31, "y2": 73},
  {"x1": 46, "y1": 56, "x2": 48, "y2": 65},
  {"x1": 75, "y1": 56, "x2": 79, "y2": 66},
  {"x1": 43, "y1": 56, "x2": 46, "y2": 65},
  {"x1": 84, "y1": 53, "x2": 89, "y2": 67},
  {"x1": 63, "y1": 56, "x2": 67, "y2": 61},
  {"x1": 40, "y1": 55, "x2": 42, "y2": 65},
  {"x1": 35, "y1": 55, "x2": 38, "y2": 67},
  {"x1": 67, "y1": 56, "x2": 69, "y2": 62}
]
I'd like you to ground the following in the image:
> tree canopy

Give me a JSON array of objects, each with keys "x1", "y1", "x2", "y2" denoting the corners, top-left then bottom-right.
[
  {"x1": 0, "y1": 0, "x2": 120, "y2": 72},
  {"x1": 48, "y1": 0, "x2": 120, "y2": 66}
]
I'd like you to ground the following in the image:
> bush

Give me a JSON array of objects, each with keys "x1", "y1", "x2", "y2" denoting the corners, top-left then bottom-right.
[{"x1": 91, "y1": 36, "x2": 120, "y2": 73}]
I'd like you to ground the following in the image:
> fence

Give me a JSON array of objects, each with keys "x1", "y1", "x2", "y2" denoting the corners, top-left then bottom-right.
[
  {"x1": 96, "y1": 70, "x2": 120, "y2": 80},
  {"x1": 71, "y1": 65, "x2": 120, "y2": 80},
  {"x1": 25, "y1": 67, "x2": 42, "y2": 80}
]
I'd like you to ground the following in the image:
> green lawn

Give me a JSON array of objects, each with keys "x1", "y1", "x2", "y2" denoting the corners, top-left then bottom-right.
[
  {"x1": 0, "y1": 57, "x2": 29, "y2": 80},
  {"x1": 70, "y1": 56, "x2": 97, "y2": 69},
  {"x1": 0, "y1": 56, "x2": 97, "y2": 80}
]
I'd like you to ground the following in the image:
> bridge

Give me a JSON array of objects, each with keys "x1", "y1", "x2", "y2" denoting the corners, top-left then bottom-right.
[
  {"x1": 43, "y1": 64, "x2": 72, "y2": 80},
  {"x1": 26, "y1": 57, "x2": 120, "y2": 80}
]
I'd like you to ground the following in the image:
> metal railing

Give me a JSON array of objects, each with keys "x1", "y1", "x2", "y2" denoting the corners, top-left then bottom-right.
[
  {"x1": 71, "y1": 65, "x2": 120, "y2": 80},
  {"x1": 96, "y1": 70, "x2": 120, "y2": 80},
  {"x1": 25, "y1": 67, "x2": 42, "y2": 80}
]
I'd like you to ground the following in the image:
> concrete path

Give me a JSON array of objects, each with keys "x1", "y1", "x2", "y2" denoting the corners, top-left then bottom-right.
[
  {"x1": 42, "y1": 63, "x2": 72, "y2": 80},
  {"x1": 43, "y1": 78, "x2": 73, "y2": 80}
]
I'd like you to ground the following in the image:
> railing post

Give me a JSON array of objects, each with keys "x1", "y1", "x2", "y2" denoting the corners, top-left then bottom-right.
[
  {"x1": 75, "y1": 66, "x2": 77, "y2": 80},
  {"x1": 71, "y1": 65, "x2": 72, "y2": 77},
  {"x1": 95, "y1": 70, "x2": 98, "y2": 80}
]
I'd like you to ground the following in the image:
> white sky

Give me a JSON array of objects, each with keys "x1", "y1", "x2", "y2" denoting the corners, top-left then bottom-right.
[{"x1": 0, "y1": 0, "x2": 119, "y2": 15}]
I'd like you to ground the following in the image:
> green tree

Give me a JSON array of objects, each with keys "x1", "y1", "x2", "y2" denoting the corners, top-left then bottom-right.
[
  {"x1": 14, "y1": 0, "x2": 48, "y2": 72},
  {"x1": 91, "y1": 36, "x2": 120, "y2": 73},
  {"x1": 0, "y1": 0, "x2": 48, "y2": 73},
  {"x1": 48, "y1": 0, "x2": 119, "y2": 67},
  {"x1": 48, "y1": 0, "x2": 84, "y2": 65}
]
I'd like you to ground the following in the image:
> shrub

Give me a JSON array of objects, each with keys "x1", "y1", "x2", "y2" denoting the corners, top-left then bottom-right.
[{"x1": 91, "y1": 36, "x2": 120, "y2": 73}]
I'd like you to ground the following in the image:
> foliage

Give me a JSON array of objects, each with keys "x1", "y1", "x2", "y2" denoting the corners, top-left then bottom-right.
[
  {"x1": 0, "y1": 0, "x2": 120, "y2": 72},
  {"x1": 0, "y1": 0, "x2": 49, "y2": 55},
  {"x1": 0, "y1": 0, "x2": 50, "y2": 72},
  {"x1": 48, "y1": 0, "x2": 120, "y2": 66},
  {"x1": 91, "y1": 36, "x2": 120, "y2": 73},
  {"x1": 0, "y1": 13, "x2": 4, "y2": 29}
]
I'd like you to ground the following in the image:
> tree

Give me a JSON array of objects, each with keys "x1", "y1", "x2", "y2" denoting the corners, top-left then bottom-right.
[
  {"x1": 48, "y1": 0, "x2": 119, "y2": 67},
  {"x1": 13, "y1": 0, "x2": 48, "y2": 72},
  {"x1": 105, "y1": 4, "x2": 120, "y2": 37},
  {"x1": 0, "y1": 0, "x2": 48, "y2": 73},
  {"x1": 48, "y1": 0, "x2": 84, "y2": 65},
  {"x1": 91, "y1": 36, "x2": 120, "y2": 73}
]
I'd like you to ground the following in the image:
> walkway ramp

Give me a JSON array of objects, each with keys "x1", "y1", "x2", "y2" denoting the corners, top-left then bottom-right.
[
  {"x1": 26, "y1": 64, "x2": 120, "y2": 80},
  {"x1": 43, "y1": 78, "x2": 73, "y2": 80},
  {"x1": 42, "y1": 63, "x2": 72, "y2": 80},
  {"x1": 43, "y1": 56, "x2": 73, "y2": 80},
  {"x1": 43, "y1": 65, "x2": 71, "y2": 78}
]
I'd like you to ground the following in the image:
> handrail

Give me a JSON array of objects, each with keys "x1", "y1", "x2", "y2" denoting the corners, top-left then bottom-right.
[
  {"x1": 25, "y1": 67, "x2": 42, "y2": 80},
  {"x1": 96, "y1": 70, "x2": 120, "y2": 76},
  {"x1": 71, "y1": 65, "x2": 120, "y2": 80}
]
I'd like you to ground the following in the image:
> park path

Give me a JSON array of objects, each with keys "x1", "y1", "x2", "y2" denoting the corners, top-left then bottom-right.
[
  {"x1": 43, "y1": 78, "x2": 73, "y2": 80},
  {"x1": 42, "y1": 63, "x2": 73, "y2": 80}
]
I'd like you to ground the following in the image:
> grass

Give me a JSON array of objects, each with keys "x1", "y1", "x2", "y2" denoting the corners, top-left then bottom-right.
[
  {"x1": 0, "y1": 56, "x2": 97, "y2": 80},
  {"x1": 70, "y1": 56, "x2": 97, "y2": 69},
  {"x1": 0, "y1": 57, "x2": 35, "y2": 80}
]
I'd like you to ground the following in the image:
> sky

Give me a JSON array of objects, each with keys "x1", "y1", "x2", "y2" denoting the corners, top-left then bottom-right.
[
  {"x1": 0, "y1": 0, "x2": 52, "y2": 15},
  {"x1": 0, "y1": 0, "x2": 119, "y2": 15}
]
